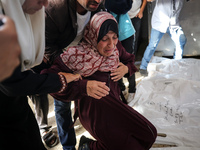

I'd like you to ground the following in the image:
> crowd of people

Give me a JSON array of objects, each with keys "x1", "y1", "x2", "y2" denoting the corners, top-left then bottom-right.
[{"x1": 0, "y1": 0, "x2": 190, "y2": 149}]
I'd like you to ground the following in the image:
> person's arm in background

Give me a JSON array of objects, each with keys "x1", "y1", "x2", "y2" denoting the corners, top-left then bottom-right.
[
  {"x1": 0, "y1": 15, "x2": 21, "y2": 82},
  {"x1": 136, "y1": 0, "x2": 147, "y2": 19}
]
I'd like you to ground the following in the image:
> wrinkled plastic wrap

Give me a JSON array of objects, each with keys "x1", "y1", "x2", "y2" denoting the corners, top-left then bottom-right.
[{"x1": 129, "y1": 57, "x2": 200, "y2": 149}]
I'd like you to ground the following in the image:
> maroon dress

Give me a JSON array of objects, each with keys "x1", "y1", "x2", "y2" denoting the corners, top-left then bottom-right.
[{"x1": 42, "y1": 42, "x2": 157, "y2": 150}]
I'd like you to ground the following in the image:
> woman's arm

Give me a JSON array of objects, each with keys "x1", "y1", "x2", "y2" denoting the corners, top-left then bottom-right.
[
  {"x1": 0, "y1": 66, "x2": 61, "y2": 96},
  {"x1": 117, "y1": 40, "x2": 138, "y2": 77},
  {"x1": 136, "y1": 0, "x2": 147, "y2": 19}
]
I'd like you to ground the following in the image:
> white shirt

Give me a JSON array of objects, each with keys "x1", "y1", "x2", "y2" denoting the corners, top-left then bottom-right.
[
  {"x1": 128, "y1": 0, "x2": 142, "y2": 19},
  {"x1": 151, "y1": 0, "x2": 185, "y2": 33},
  {"x1": 65, "y1": 11, "x2": 91, "y2": 50}
]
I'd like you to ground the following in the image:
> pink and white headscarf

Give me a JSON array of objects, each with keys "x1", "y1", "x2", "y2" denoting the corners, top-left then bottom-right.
[{"x1": 61, "y1": 11, "x2": 119, "y2": 77}]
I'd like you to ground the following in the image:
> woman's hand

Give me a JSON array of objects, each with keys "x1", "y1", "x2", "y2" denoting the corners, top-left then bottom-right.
[
  {"x1": 136, "y1": 11, "x2": 143, "y2": 19},
  {"x1": 110, "y1": 62, "x2": 128, "y2": 82},
  {"x1": 87, "y1": 80, "x2": 110, "y2": 99},
  {"x1": 58, "y1": 72, "x2": 82, "y2": 83}
]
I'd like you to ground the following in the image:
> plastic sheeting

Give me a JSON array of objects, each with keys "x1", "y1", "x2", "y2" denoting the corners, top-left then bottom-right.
[{"x1": 129, "y1": 57, "x2": 200, "y2": 150}]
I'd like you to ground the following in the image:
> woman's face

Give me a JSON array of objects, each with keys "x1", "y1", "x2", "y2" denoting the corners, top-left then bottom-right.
[
  {"x1": 22, "y1": 0, "x2": 48, "y2": 14},
  {"x1": 97, "y1": 31, "x2": 118, "y2": 57}
]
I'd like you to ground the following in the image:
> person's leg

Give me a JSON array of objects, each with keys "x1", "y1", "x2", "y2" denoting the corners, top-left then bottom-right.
[
  {"x1": 54, "y1": 100, "x2": 76, "y2": 150},
  {"x1": 118, "y1": 35, "x2": 135, "y2": 95},
  {"x1": 128, "y1": 74, "x2": 136, "y2": 93},
  {"x1": 127, "y1": 74, "x2": 136, "y2": 103},
  {"x1": 121, "y1": 35, "x2": 134, "y2": 54},
  {"x1": 26, "y1": 104, "x2": 48, "y2": 150},
  {"x1": 30, "y1": 94, "x2": 49, "y2": 131},
  {"x1": 30, "y1": 94, "x2": 58, "y2": 147},
  {"x1": 131, "y1": 17, "x2": 142, "y2": 55},
  {"x1": 118, "y1": 78, "x2": 126, "y2": 91},
  {"x1": 168, "y1": 27, "x2": 187, "y2": 60},
  {"x1": 79, "y1": 97, "x2": 157, "y2": 150},
  {"x1": 140, "y1": 28, "x2": 164, "y2": 70}
]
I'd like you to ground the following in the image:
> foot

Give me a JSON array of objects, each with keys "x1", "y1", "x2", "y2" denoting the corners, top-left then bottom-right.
[
  {"x1": 127, "y1": 93, "x2": 135, "y2": 103},
  {"x1": 139, "y1": 69, "x2": 148, "y2": 76},
  {"x1": 78, "y1": 135, "x2": 93, "y2": 150},
  {"x1": 42, "y1": 129, "x2": 58, "y2": 148},
  {"x1": 122, "y1": 89, "x2": 128, "y2": 96}
]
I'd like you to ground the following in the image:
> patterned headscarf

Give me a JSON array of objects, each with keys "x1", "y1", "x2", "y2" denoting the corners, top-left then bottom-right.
[{"x1": 61, "y1": 11, "x2": 119, "y2": 77}]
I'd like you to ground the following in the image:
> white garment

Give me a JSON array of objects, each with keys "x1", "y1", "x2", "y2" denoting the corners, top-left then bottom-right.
[
  {"x1": 0, "y1": 0, "x2": 45, "y2": 71},
  {"x1": 128, "y1": 0, "x2": 142, "y2": 19},
  {"x1": 65, "y1": 11, "x2": 91, "y2": 49},
  {"x1": 151, "y1": 0, "x2": 184, "y2": 33}
]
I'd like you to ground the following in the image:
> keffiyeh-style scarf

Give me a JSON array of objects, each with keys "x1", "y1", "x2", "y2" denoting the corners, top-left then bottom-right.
[
  {"x1": 61, "y1": 11, "x2": 119, "y2": 77},
  {"x1": 0, "y1": 0, "x2": 45, "y2": 71}
]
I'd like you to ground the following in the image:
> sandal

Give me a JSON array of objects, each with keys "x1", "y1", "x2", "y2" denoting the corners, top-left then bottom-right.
[{"x1": 42, "y1": 129, "x2": 58, "y2": 148}]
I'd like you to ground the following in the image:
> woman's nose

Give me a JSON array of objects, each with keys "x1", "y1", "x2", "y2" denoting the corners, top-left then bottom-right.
[{"x1": 108, "y1": 39, "x2": 114, "y2": 48}]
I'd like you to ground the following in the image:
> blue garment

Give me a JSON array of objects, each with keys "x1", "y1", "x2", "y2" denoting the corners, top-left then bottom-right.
[
  {"x1": 54, "y1": 100, "x2": 76, "y2": 150},
  {"x1": 140, "y1": 27, "x2": 186, "y2": 70},
  {"x1": 111, "y1": 12, "x2": 135, "y2": 41}
]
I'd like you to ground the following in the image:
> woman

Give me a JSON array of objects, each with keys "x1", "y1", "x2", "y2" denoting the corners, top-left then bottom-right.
[
  {"x1": 42, "y1": 11, "x2": 157, "y2": 150},
  {"x1": 0, "y1": 0, "x2": 80, "y2": 149}
]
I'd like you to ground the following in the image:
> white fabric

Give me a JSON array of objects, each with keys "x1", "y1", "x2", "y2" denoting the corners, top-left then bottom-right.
[
  {"x1": 65, "y1": 11, "x2": 91, "y2": 50},
  {"x1": 0, "y1": 0, "x2": 45, "y2": 71},
  {"x1": 128, "y1": 0, "x2": 142, "y2": 19},
  {"x1": 129, "y1": 57, "x2": 200, "y2": 149},
  {"x1": 151, "y1": 0, "x2": 184, "y2": 33}
]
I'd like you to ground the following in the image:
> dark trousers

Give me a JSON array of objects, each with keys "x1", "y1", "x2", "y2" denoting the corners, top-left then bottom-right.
[
  {"x1": 119, "y1": 35, "x2": 136, "y2": 93},
  {"x1": 131, "y1": 17, "x2": 142, "y2": 56}
]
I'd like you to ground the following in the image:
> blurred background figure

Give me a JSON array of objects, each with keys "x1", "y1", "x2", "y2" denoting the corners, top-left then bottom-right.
[{"x1": 0, "y1": 15, "x2": 20, "y2": 82}]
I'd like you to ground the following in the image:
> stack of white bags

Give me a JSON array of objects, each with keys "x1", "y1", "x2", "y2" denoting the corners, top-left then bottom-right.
[{"x1": 130, "y1": 56, "x2": 200, "y2": 150}]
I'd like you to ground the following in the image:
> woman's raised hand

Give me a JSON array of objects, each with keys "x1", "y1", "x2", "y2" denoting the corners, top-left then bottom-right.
[{"x1": 110, "y1": 62, "x2": 128, "y2": 82}]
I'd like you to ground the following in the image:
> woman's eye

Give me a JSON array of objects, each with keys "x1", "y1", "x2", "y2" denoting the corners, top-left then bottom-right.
[
  {"x1": 101, "y1": 38, "x2": 108, "y2": 41},
  {"x1": 113, "y1": 36, "x2": 118, "y2": 39}
]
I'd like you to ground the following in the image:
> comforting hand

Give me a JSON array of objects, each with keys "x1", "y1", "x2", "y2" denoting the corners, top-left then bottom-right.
[
  {"x1": 58, "y1": 72, "x2": 82, "y2": 83},
  {"x1": 87, "y1": 80, "x2": 110, "y2": 99},
  {"x1": 110, "y1": 62, "x2": 128, "y2": 82}
]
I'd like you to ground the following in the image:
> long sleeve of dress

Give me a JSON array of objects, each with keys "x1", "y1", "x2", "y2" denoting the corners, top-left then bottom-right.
[
  {"x1": 0, "y1": 65, "x2": 62, "y2": 97},
  {"x1": 41, "y1": 57, "x2": 88, "y2": 101},
  {"x1": 117, "y1": 40, "x2": 138, "y2": 77}
]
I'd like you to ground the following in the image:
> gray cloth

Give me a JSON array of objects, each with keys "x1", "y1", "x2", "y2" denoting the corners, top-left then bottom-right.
[{"x1": 29, "y1": 94, "x2": 50, "y2": 133}]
